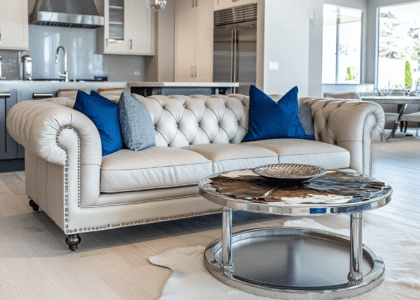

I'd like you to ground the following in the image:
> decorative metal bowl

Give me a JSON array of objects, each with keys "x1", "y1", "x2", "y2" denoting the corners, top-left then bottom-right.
[{"x1": 253, "y1": 164, "x2": 327, "y2": 183}]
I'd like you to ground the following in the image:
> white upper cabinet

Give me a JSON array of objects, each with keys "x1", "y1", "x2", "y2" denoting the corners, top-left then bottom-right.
[
  {"x1": 0, "y1": 0, "x2": 29, "y2": 50},
  {"x1": 214, "y1": 0, "x2": 257, "y2": 11},
  {"x1": 127, "y1": 0, "x2": 153, "y2": 54},
  {"x1": 98, "y1": 0, "x2": 154, "y2": 55},
  {"x1": 175, "y1": 0, "x2": 214, "y2": 82}
]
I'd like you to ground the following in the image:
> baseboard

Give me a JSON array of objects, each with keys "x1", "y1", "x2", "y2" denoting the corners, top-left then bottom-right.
[{"x1": 0, "y1": 159, "x2": 25, "y2": 173}]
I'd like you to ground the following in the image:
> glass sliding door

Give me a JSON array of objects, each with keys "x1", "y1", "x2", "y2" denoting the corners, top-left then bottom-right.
[{"x1": 322, "y1": 5, "x2": 363, "y2": 84}]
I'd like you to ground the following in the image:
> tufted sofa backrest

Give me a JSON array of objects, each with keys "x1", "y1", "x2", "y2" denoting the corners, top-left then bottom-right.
[
  {"x1": 44, "y1": 94, "x2": 369, "y2": 149},
  {"x1": 135, "y1": 94, "x2": 250, "y2": 147}
]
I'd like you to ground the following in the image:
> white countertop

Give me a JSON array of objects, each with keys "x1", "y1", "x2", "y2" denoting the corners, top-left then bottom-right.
[{"x1": 128, "y1": 82, "x2": 239, "y2": 88}]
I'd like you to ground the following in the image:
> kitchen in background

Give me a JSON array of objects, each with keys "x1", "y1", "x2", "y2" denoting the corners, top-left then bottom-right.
[
  {"x1": 0, "y1": 0, "x2": 256, "y2": 172},
  {"x1": 0, "y1": 0, "x2": 149, "y2": 82},
  {"x1": 0, "y1": 25, "x2": 147, "y2": 82}
]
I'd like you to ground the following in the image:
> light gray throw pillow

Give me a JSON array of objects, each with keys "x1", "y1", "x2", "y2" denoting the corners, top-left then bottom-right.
[
  {"x1": 118, "y1": 92, "x2": 155, "y2": 151},
  {"x1": 298, "y1": 102, "x2": 314, "y2": 137}
]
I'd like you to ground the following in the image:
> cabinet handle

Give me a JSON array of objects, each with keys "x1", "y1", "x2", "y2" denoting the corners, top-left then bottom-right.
[
  {"x1": 195, "y1": 66, "x2": 197, "y2": 78},
  {"x1": 196, "y1": 0, "x2": 198, "y2": 6},
  {"x1": 192, "y1": 0, "x2": 194, "y2": 7},
  {"x1": 130, "y1": 39, "x2": 133, "y2": 50},
  {"x1": 191, "y1": 66, "x2": 194, "y2": 78}
]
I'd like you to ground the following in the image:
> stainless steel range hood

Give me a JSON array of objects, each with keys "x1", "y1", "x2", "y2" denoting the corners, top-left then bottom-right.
[{"x1": 30, "y1": 0, "x2": 104, "y2": 28}]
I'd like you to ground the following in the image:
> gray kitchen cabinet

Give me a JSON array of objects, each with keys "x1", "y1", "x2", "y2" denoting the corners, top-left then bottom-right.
[{"x1": 0, "y1": 90, "x2": 18, "y2": 160}]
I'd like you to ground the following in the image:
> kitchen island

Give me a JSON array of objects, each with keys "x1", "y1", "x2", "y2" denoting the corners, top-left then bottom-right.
[
  {"x1": 0, "y1": 80, "x2": 128, "y2": 101},
  {"x1": 129, "y1": 82, "x2": 240, "y2": 96},
  {"x1": 0, "y1": 80, "x2": 129, "y2": 171}
]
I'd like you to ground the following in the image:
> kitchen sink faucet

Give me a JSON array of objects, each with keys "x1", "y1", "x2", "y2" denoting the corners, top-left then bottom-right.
[{"x1": 55, "y1": 46, "x2": 69, "y2": 82}]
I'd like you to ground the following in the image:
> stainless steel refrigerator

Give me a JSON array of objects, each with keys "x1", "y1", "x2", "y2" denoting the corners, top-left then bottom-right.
[{"x1": 213, "y1": 4, "x2": 257, "y2": 95}]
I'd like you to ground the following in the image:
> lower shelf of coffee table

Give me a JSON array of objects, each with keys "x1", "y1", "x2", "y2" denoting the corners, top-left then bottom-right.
[{"x1": 204, "y1": 227, "x2": 384, "y2": 300}]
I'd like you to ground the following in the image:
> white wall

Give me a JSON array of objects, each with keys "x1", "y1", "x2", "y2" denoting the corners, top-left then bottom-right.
[
  {"x1": 260, "y1": 0, "x2": 324, "y2": 97},
  {"x1": 366, "y1": 0, "x2": 417, "y2": 84}
]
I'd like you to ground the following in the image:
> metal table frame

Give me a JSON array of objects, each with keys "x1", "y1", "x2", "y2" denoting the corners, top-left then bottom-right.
[{"x1": 199, "y1": 172, "x2": 392, "y2": 299}]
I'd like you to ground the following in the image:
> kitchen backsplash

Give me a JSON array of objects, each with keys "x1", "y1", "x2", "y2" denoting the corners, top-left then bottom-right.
[{"x1": 0, "y1": 25, "x2": 146, "y2": 82}]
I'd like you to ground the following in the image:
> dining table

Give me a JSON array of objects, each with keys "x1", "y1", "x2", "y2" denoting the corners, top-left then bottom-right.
[{"x1": 361, "y1": 95, "x2": 420, "y2": 140}]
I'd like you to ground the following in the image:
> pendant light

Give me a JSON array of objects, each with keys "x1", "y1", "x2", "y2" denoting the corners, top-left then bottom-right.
[{"x1": 147, "y1": 0, "x2": 167, "y2": 11}]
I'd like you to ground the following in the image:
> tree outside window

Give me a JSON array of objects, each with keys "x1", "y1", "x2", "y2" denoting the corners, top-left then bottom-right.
[
  {"x1": 322, "y1": 4, "x2": 362, "y2": 84},
  {"x1": 378, "y1": 2, "x2": 420, "y2": 89}
]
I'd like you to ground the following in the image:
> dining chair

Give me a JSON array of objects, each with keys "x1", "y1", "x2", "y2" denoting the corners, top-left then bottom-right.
[{"x1": 401, "y1": 113, "x2": 420, "y2": 137}]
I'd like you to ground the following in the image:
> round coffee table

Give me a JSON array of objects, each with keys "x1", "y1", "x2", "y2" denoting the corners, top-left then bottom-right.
[{"x1": 199, "y1": 169, "x2": 393, "y2": 299}]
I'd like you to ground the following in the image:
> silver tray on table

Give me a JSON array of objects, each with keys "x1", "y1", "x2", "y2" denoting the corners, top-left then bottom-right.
[{"x1": 253, "y1": 164, "x2": 327, "y2": 183}]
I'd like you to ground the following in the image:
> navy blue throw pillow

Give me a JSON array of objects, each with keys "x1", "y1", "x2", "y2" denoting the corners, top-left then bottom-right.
[
  {"x1": 242, "y1": 85, "x2": 314, "y2": 142},
  {"x1": 73, "y1": 90, "x2": 123, "y2": 156}
]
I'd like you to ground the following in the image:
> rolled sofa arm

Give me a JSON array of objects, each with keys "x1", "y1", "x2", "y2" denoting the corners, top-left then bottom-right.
[
  {"x1": 301, "y1": 98, "x2": 385, "y2": 175},
  {"x1": 7, "y1": 98, "x2": 102, "y2": 207}
]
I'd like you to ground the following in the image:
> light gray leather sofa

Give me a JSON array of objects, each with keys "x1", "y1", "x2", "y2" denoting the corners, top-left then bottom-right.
[{"x1": 6, "y1": 94, "x2": 385, "y2": 251}]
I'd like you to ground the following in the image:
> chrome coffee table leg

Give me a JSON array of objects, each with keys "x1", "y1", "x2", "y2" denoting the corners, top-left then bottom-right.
[
  {"x1": 221, "y1": 207, "x2": 234, "y2": 275},
  {"x1": 348, "y1": 212, "x2": 364, "y2": 283}
]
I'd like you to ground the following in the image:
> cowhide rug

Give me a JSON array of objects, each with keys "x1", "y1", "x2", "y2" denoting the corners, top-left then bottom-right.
[{"x1": 149, "y1": 218, "x2": 420, "y2": 300}]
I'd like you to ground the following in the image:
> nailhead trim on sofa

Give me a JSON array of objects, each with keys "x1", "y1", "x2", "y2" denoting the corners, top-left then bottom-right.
[{"x1": 56, "y1": 125, "x2": 222, "y2": 234}]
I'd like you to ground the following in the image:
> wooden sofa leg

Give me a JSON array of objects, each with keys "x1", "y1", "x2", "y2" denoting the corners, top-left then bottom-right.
[
  {"x1": 29, "y1": 199, "x2": 39, "y2": 212},
  {"x1": 66, "y1": 234, "x2": 81, "y2": 251}
]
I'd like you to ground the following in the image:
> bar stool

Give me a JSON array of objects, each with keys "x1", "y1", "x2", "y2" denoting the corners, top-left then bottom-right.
[
  {"x1": 97, "y1": 88, "x2": 125, "y2": 100},
  {"x1": 58, "y1": 89, "x2": 87, "y2": 100}
]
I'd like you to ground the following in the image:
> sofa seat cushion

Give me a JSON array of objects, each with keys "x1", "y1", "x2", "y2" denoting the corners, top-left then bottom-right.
[
  {"x1": 243, "y1": 139, "x2": 350, "y2": 170},
  {"x1": 183, "y1": 143, "x2": 278, "y2": 174},
  {"x1": 100, "y1": 147, "x2": 212, "y2": 193}
]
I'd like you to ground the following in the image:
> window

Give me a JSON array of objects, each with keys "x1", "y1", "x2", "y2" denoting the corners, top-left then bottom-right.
[
  {"x1": 377, "y1": 2, "x2": 420, "y2": 89},
  {"x1": 322, "y1": 5, "x2": 363, "y2": 84}
]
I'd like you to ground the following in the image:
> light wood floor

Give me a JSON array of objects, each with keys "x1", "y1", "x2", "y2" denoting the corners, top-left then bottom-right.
[{"x1": 0, "y1": 135, "x2": 419, "y2": 300}]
